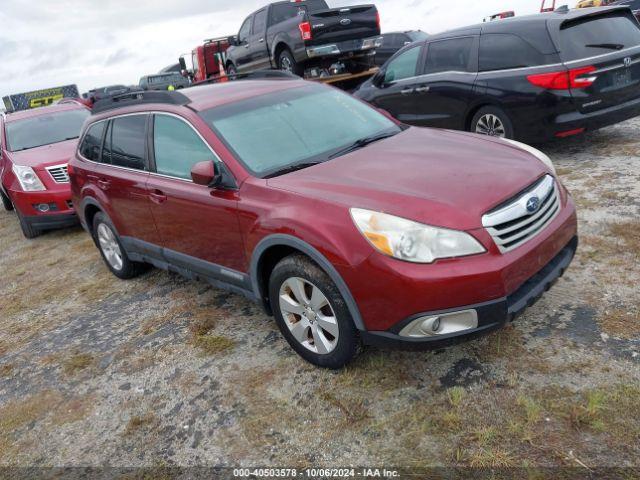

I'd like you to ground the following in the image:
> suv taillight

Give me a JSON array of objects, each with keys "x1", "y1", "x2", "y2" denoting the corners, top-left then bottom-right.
[
  {"x1": 527, "y1": 66, "x2": 597, "y2": 90},
  {"x1": 299, "y1": 21, "x2": 312, "y2": 41}
]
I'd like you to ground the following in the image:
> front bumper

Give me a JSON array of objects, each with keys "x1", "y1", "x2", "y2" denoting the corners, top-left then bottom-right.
[
  {"x1": 361, "y1": 236, "x2": 578, "y2": 349},
  {"x1": 306, "y1": 36, "x2": 382, "y2": 59},
  {"x1": 9, "y1": 185, "x2": 78, "y2": 231}
]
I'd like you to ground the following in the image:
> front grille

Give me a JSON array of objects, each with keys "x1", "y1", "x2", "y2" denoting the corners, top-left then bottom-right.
[
  {"x1": 46, "y1": 164, "x2": 69, "y2": 183},
  {"x1": 482, "y1": 175, "x2": 560, "y2": 253}
]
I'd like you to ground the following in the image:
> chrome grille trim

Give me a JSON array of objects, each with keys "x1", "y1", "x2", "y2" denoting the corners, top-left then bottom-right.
[
  {"x1": 46, "y1": 164, "x2": 70, "y2": 183},
  {"x1": 482, "y1": 175, "x2": 560, "y2": 253}
]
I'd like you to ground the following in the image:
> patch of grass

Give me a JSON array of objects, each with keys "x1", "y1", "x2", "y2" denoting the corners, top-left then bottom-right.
[
  {"x1": 320, "y1": 391, "x2": 370, "y2": 423},
  {"x1": 124, "y1": 412, "x2": 157, "y2": 436},
  {"x1": 570, "y1": 390, "x2": 607, "y2": 431},
  {"x1": 517, "y1": 395, "x2": 543, "y2": 425},
  {"x1": 447, "y1": 386, "x2": 466, "y2": 408},
  {"x1": 62, "y1": 352, "x2": 95, "y2": 375},
  {"x1": 468, "y1": 448, "x2": 516, "y2": 468},
  {"x1": 0, "y1": 364, "x2": 14, "y2": 377},
  {"x1": 608, "y1": 220, "x2": 640, "y2": 255},
  {"x1": 193, "y1": 335, "x2": 235, "y2": 355},
  {"x1": 598, "y1": 307, "x2": 640, "y2": 339}
]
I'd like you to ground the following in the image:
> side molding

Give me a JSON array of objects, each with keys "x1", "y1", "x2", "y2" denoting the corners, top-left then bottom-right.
[{"x1": 250, "y1": 234, "x2": 366, "y2": 331}]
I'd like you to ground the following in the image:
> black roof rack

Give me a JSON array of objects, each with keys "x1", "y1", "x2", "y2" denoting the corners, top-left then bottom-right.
[
  {"x1": 192, "y1": 69, "x2": 298, "y2": 87},
  {"x1": 92, "y1": 90, "x2": 190, "y2": 115}
]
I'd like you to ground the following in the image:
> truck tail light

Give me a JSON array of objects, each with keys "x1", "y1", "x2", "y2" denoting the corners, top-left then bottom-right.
[
  {"x1": 376, "y1": 11, "x2": 381, "y2": 31},
  {"x1": 527, "y1": 66, "x2": 597, "y2": 90},
  {"x1": 299, "y1": 21, "x2": 312, "y2": 41}
]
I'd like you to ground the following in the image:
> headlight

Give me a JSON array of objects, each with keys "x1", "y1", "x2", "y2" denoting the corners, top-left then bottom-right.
[
  {"x1": 501, "y1": 138, "x2": 556, "y2": 175},
  {"x1": 350, "y1": 208, "x2": 485, "y2": 264},
  {"x1": 12, "y1": 165, "x2": 46, "y2": 191}
]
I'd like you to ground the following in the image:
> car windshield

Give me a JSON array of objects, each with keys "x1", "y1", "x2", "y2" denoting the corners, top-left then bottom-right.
[
  {"x1": 199, "y1": 84, "x2": 401, "y2": 178},
  {"x1": 6, "y1": 109, "x2": 90, "y2": 152}
]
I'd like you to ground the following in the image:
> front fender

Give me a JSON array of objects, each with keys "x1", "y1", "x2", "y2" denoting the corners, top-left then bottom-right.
[{"x1": 250, "y1": 234, "x2": 366, "y2": 331}]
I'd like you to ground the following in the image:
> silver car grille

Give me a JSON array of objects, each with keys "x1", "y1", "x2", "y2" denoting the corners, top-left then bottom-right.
[
  {"x1": 46, "y1": 164, "x2": 70, "y2": 183},
  {"x1": 482, "y1": 175, "x2": 560, "y2": 253}
]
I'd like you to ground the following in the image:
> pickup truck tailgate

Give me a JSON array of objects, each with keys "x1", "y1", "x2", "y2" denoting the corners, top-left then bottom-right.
[{"x1": 307, "y1": 5, "x2": 380, "y2": 45}]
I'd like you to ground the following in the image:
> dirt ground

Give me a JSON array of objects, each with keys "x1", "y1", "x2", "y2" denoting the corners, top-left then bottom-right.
[{"x1": 0, "y1": 118, "x2": 639, "y2": 474}]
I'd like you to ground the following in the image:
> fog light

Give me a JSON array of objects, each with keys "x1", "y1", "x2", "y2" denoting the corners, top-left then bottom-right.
[
  {"x1": 35, "y1": 203, "x2": 50, "y2": 212},
  {"x1": 399, "y1": 310, "x2": 479, "y2": 338}
]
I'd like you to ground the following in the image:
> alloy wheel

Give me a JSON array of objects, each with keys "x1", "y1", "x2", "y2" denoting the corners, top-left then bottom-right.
[
  {"x1": 475, "y1": 114, "x2": 506, "y2": 137},
  {"x1": 279, "y1": 277, "x2": 339, "y2": 355},
  {"x1": 97, "y1": 223, "x2": 123, "y2": 271},
  {"x1": 280, "y1": 56, "x2": 293, "y2": 73}
]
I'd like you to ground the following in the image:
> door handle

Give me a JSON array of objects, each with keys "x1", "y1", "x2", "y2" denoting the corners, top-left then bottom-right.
[
  {"x1": 149, "y1": 189, "x2": 168, "y2": 204},
  {"x1": 245, "y1": 44, "x2": 250, "y2": 49},
  {"x1": 259, "y1": 38, "x2": 265, "y2": 43},
  {"x1": 400, "y1": 88, "x2": 414, "y2": 95},
  {"x1": 415, "y1": 86, "x2": 430, "y2": 93},
  {"x1": 97, "y1": 179, "x2": 111, "y2": 190}
]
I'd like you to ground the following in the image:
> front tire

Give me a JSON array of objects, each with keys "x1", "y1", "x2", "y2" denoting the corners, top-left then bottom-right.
[
  {"x1": 226, "y1": 63, "x2": 237, "y2": 78},
  {"x1": 471, "y1": 106, "x2": 514, "y2": 139},
  {"x1": 269, "y1": 255, "x2": 361, "y2": 369},
  {"x1": 277, "y1": 49, "x2": 303, "y2": 77},
  {"x1": 17, "y1": 210, "x2": 39, "y2": 239},
  {"x1": 1, "y1": 189, "x2": 14, "y2": 212},
  {"x1": 92, "y1": 212, "x2": 145, "y2": 279}
]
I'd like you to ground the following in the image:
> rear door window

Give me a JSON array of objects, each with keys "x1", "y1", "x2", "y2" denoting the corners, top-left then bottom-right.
[
  {"x1": 109, "y1": 115, "x2": 147, "y2": 170},
  {"x1": 479, "y1": 34, "x2": 548, "y2": 71},
  {"x1": 153, "y1": 115, "x2": 217, "y2": 180},
  {"x1": 253, "y1": 9, "x2": 267, "y2": 34},
  {"x1": 424, "y1": 37, "x2": 474, "y2": 74},
  {"x1": 79, "y1": 122, "x2": 106, "y2": 162},
  {"x1": 384, "y1": 45, "x2": 421, "y2": 83},
  {"x1": 558, "y1": 11, "x2": 640, "y2": 61}
]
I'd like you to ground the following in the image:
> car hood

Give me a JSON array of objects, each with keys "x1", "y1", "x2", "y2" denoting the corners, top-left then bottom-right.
[
  {"x1": 267, "y1": 127, "x2": 551, "y2": 231},
  {"x1": 8, "y1": 139, "x2": 78, "y2": 169}
]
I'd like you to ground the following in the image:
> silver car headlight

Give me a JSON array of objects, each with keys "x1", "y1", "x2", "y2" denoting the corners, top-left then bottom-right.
[
  {"x1": 501, "y1": 138, "x2": 556, "y2": 175},
  {"x1": 350, "y1": 208, "x2": 485, "y2": 264},
  {"x1": 12, "y1": 165, "x2": 46, "y2": 191}
]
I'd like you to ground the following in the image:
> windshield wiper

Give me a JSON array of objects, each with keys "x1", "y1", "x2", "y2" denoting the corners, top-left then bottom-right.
[
  {"x1": 585, "y1": 43, "x2": 624, "y2": 50},
  {"x1": 328, "y1": 131, "x2": 399, "y2": 160},
  {"x1": 266, "y1": 161, "x2": 324, "y2": 178}
]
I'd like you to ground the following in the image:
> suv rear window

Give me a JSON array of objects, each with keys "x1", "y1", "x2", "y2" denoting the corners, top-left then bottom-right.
[
  {"x1": 424, "y1": 37, "x2": 474, "y2": 74},
  {"x1": 480, "y1": 34, "x2": 547, "y2": 71},
  {"x1": 79, "y1": 122, "x2": 105, "y2": 162},
  {"x1": 558, "y1": 11, "x2": 640, "y2": 61}
]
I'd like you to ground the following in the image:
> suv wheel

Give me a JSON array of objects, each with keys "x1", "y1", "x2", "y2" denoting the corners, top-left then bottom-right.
[
  {"x1": 93, "y1": 212, "x2": 145, "y2": 279},
  {"x1": 278, "y1": 49, "x2": 303, "y2": 77},
  {"x1": 269, "y1": 255, "x2": 361, "y2": 369},
  {"x1": 471, "y1": 106, "x2": 514, "y2": 139},
  {"x1": 17, "y1": 210, "x2": 40, "y2": 239},
  {"x1": 226, "y1": 63, "x2": 237, "y2": 77},
  {"x1": 1, "y1": 190, "x2": 14, "y2": 211}
]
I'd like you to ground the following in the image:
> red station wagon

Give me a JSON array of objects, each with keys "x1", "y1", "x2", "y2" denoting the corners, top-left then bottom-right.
[
  {"x1": 70, "y1": 76, "x2": 578, "y2": 368},
  {"x1": 1, "y1": 103, "x2": 90, "y2": 238}
]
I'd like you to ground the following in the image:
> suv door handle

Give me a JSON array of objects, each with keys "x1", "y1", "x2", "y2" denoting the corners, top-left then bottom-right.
[
  {"x1": 400, "y1": 88, "x2": 414, "y2": 95},
  {"x1": 97, "y1": 179, "x2": 111, "y2": 190},
  {"x1": 415, "y1": 86, "x2": 430, "y2": 93},
  {"x1": 149, "y1": 189, "x2": 168, "y2": 204},
  {"x1": 258, "y1": 38, "x2": 265, "y2": 43}
]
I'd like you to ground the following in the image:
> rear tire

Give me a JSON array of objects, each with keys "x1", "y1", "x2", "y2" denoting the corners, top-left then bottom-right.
[
  {"x1": 92, "y1": 212, "x2": 146, "y2": 279},
  {"x1": 269, "y1": 255, "x2": 361, "y2": 369},
  {"x1": 471, "y1": 106, "x2": 514, "y2": 140},
  {"x1": 1, "y1": 189, "x2": 14, "y2": 212},
  {"x1": 226, "y1": 63, "x2": 237, "y2": 77},
  {"x1": 278, "y1": 49, "x2": 303, "y2": 77},
  {"x1": 17, "y1": 210, "x2": 39, "y2": 239}
]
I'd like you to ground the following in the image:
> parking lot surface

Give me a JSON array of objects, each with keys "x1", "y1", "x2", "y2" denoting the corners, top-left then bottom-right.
[{"x1": 0, "y1": 120, "x2": 639, "y2": 470}]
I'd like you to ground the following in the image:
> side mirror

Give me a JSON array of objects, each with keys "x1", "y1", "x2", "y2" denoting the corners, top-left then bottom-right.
[
  {"x1": 178, "y1": 56, "x2": 187, "y2": 72},
  {"x1": 373, "y1": 69, "x2": 389, "y2": 87},
  {"x1": 191, "y1": 161, "x2": 220, "y2": 187},
  {"x1": 228, "y1": 35, "x2": 238, "y2": 46}
]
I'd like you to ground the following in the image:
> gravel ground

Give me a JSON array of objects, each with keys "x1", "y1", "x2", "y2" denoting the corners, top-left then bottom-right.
[{"x1": 0, "y1": 119, "x2": 639, "y2": 473}]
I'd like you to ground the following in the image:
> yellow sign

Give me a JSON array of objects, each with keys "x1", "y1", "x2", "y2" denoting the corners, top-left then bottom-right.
[
  {"x1": 576, "y1": 0, "x2": 606, "y2": 7},
  {"x1": 29, "y1": 94, "x2": 64, "y2": 108}
]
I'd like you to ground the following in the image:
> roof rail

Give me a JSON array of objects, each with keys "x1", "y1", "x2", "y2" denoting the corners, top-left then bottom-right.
[
  {"x1": 91, "y1": 90, "x2": 190, "y2": 115},
  {"x1": 192, "y1": 69, "x2": 299, "y2": 87}
]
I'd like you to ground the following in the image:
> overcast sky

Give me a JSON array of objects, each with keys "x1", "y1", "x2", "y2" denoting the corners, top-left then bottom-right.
[{"x1": 0, "y1": 0, "x2": 544, "y2": 97}]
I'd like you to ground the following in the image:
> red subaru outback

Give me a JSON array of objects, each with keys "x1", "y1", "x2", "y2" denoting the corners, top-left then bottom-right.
[
  {"x1": 70, "y1": 77, "x2": 577, "y2": 368},
  {"x1": 1, "y1": 103, "x2": 90, "y2": 238}
]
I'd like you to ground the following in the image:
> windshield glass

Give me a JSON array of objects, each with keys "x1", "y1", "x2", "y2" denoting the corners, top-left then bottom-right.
[
  {"x1": 6, "y1": 109, "x2": 90, "y2": 152},
  {"x1": 199, "y1": 85, "x2": 400, "y2": 178}
]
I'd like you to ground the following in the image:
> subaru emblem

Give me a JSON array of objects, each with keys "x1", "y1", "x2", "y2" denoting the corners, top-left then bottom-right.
[
  {"x1": 624, "y1": 56, "x2": 632, "y2": 68},
  {"x1": 340, "y1": 18, "x2": 352, "y2": 26},
  {"x1": 526, "y1": 196, "x2": 541, "y2": 214}
]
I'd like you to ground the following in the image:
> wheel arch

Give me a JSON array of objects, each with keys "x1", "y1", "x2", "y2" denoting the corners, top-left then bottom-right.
[
  {"x1": 80, "y1": 197, "x2": 105, "y2": 235},
  {"x1": 272, "y1": 41, "x2": 290, "y2": 66},
  {"x1": 250, "y1": 234, "x2": 365, "y2": 331}
]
